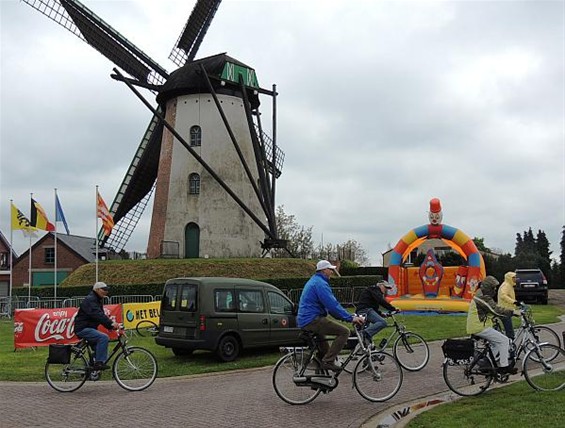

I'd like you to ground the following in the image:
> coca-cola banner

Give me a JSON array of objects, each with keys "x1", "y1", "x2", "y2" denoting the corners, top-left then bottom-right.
[{"x1": 14, "y1": 305, "x2": 122, "y2": 349}]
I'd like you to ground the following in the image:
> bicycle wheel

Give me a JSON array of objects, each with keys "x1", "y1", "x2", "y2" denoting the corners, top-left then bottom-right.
[
  {"x1": 353, "y1": 351, "x2": 403, "y2": 402},
  {"x1": 272, "y1": 352, "x2": 322, "y2": 405},
  {"x1": 523, "y1": 343, "x2": 565, "y2": 391},
  {"x1": 442, "y1": 356, "x2": 493, "y2": 396},
  {"x1": 393, "y1": 332, "x2": 429, "y2": 371},
  {"x1": 45, "y1": 353, "x2": 88, "y2": 392},
  {"x1": 135, "y1": 320, "x2": 159, "y2": 337},
  {"x1": 113, "y1": 346, "x2": 158, "y2": 391},
  {"x1": 529, "y1": 326, "x2": 561, "y2": 354}
]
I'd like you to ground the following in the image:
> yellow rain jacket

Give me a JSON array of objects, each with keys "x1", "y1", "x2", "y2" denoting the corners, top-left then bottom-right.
[{"x1": 497, "y1": 271, "x2": 517, "y2": 310}]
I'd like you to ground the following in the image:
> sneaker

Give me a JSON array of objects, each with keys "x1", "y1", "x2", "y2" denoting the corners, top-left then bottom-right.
[
  {"x1": 93, "y1": 361, "x2": 111, "y2": 371},
  {"x1": 321, "y1": 362, "x2": 342, "y2": 372}
]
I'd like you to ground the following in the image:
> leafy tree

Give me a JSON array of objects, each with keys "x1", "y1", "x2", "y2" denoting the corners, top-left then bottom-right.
[
  {"x1": 535, "y1": 229, "x2": 552, "y2": 278},
  {"x1": 515, "y1": 233, "x2": 524, "y2": 256},
  {"x1": 273, "y1": 205, "x2": 314, "y2": 258},
  {"x1": 473, "y1": 237, "x2": 488, "y2": 253}
]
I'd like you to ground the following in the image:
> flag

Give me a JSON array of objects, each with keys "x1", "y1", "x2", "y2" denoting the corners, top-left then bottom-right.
[
  {"x1": 96, "y1": 190, "x2": 114, "y2": 236},
  {"x1": 55, "y1": 194, "x2": 70, "y2": 235},
  {"x1": 11, "y1": 203, "x2": 35, "y2": 232},
  {"x1": 30, "y1": 198, "x2": 55, "y2": 231}
]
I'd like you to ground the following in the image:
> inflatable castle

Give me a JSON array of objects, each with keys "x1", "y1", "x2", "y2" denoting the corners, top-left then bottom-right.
[{"x1": 386, "y1": 198, "x2": 485, "y2": 312}]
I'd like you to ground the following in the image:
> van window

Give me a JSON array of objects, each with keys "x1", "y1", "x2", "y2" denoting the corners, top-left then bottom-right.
[
  {"x1": 268, "y1": 292, "x2": 293, "y2": 315},
  {"x1": 237, "y1": 290, "x2": 264, "y2": 313},
  {"x1": 179, "y1": 284, "x2": 197, "y2": 312},
  {"x1": 162, "y1": 283, "x2": 178, "y2": 310},
  {"x1": 215, "y1": 289, "x2": 235, "y2": 312}
]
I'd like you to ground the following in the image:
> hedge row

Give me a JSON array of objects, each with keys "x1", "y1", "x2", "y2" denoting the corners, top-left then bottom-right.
[{"x1": 10, "y1": 275, "x2": 384, "y2": 299}]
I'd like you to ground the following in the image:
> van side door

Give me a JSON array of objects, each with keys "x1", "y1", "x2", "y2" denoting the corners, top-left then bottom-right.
[
  {"x1": 236, "y1": 288, "x2": 269, "y2": 346},
  {"x1": 267, "y1": 291, "x2": 300, "y2": 345}
]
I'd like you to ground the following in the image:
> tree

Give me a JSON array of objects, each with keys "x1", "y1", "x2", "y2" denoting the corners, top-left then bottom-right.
[
  {"x1": 535, "y1": 229, "x2": 552, "y2": 278},
  {"x1": 273, "y1": 205, "x2": 314, "y2": 258},
  {"x1": 473, "y1": 237, "x2": 488, "y2": 253},
  {"x1": 559, "y1": 225, "x2": 565, "y2": 287}
]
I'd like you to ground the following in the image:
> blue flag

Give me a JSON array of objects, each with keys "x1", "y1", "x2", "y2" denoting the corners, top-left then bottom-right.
[{"x1": 55, "y1": 194, "x2": 70, "y2": 234}]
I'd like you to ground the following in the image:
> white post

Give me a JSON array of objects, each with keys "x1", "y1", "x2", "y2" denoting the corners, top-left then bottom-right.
[
  {"x1": 54, "y1": 188, "x2": 58, "y2": 302},
  {"x1": 95, "y1": 185, "x2": 99, "y2": 283}
]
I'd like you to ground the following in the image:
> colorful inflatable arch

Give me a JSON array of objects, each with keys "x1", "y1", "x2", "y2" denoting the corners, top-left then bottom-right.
[{"x1": 384, "y1": 198, "x2": 486, "y2": 313}]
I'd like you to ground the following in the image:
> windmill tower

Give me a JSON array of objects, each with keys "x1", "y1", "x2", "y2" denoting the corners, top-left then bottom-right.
[{"x1": 22, "y1": 0, "x2": 287, "y2": 259}]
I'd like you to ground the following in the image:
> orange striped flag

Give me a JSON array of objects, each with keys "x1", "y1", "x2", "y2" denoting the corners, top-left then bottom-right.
[{"x1": 96, "y1": 190, "x2": 114, "y2": 236}]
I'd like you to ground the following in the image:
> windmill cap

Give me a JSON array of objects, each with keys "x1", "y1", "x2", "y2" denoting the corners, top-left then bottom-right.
[{"x1": 316, "y1": 260, "x2": 337, "y2": 271}]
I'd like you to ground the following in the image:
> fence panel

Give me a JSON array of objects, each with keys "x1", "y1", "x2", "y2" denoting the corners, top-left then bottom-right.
[{"x1": 110, "y1": 295, "x2": 155, "y2": 305}]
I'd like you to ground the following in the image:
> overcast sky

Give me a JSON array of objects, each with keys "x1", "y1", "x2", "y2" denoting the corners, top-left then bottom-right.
[{"x1": 1, "y1": 0, "x2": 564, "y2": 266}]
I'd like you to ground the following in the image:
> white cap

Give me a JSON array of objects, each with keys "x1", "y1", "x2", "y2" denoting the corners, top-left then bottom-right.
[
  {"x1": 378, "y1": 280, "x2": 393, "y2": 289},
  {"x1": 316, "y1": 260, "x2": 337, "y2": 271},
  {"x1": 93, "y1": 281, "x2": 109, "y2": 290}
]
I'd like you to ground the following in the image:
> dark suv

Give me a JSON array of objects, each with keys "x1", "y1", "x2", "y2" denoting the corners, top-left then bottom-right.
[{"x1": 514, "y1": 268, "x2": 548, "y2": 304}]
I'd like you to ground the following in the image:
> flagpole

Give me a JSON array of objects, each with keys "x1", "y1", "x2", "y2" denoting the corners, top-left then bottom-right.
[
  {"x1": 95, "y1": 185, "x2": 99, "y2": 283},
  {"x1": 54, "y1": 188, "x2": 58, "y2": 302},
  {"x1": 28, "y1": 193, "x2": 33, "y2": 305},
  {"x1": 9, "y1": 200, "x2": 14, "y2": 319}
]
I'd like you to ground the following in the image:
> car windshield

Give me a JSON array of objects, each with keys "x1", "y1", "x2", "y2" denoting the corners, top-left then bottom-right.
[{"x1": 516, "y1": 272, "x2": 542, "y2": 281}]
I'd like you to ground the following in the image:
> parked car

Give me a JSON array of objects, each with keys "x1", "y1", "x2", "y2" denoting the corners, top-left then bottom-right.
[
  {"x1": 155, "y1": 277, "x2": 302, "y2": 361},
  {"x1": 514, "y1": 268, "x2": 548, "y2": 305}
]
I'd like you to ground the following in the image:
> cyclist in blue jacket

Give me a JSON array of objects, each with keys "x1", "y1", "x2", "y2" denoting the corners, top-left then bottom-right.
[{"x1": 298, "y1": 260, "x2": 364, "y2": 371}]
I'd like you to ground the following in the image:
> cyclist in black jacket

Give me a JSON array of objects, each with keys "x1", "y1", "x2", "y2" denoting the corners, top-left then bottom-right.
[
  {"x1": 357, "y1": 281, "x2": 398, "y2": 346},
  {"x1": 74, "y1": 282, "x2": 119, "y2": 370}
]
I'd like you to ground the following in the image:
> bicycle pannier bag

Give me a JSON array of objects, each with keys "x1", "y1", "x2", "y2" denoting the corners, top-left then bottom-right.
[
  {"x1": 441, "y1": 339, "x2": 474, "y2": 361},
  {"x1": 48, "y1": 344, "x2": 71, "y2": 364}
]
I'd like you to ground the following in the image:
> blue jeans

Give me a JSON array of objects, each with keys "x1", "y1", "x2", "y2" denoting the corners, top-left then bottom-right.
[
  {"x1": 76, "y1": 328, "x2": 109, "y2": 363},
  {"x1": 359, "y1": 308, "x2": 387, "y2": 338},
  {"x1": 500, "y1": 316, "x2": 515, "y2": 340}
]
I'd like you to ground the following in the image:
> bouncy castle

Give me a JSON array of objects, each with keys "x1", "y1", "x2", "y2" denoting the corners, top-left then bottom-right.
[{"x1": 386, "y1": 198, "x2": 485, "y2": 312}]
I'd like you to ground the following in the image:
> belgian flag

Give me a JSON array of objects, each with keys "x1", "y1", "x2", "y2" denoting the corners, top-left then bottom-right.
[{"x1": 30, "y1": 198, "x2": 55, "y2": 231}]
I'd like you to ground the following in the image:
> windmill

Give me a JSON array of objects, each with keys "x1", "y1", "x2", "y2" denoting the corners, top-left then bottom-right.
[{"x1": 22, "y1": 0, "x2": 288, "y2": 258}]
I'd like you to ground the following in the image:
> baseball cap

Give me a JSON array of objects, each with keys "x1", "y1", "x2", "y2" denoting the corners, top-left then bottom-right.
[
  {"x1": 93, "y1": 281, "x2": 109, "y2": 291},
  {"x1": 316, "y1": 260, "x2": 337, "y2": 271},
  {"x1": 377, "y1": 280, "x2": 393, "y2": 289}
]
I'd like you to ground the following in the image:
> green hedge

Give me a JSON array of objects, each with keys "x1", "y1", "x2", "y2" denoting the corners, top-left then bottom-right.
[{"x1": 11, "y1": 275, "x2": 384, "y2": 299}]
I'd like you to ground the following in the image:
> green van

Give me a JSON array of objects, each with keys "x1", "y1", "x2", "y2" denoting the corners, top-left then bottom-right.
[{"x1": 155, "y1": 277, "x2": 301, "y2": 361}]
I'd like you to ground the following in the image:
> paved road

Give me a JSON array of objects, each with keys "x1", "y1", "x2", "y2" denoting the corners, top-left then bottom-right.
[{"x1": 1, "y1": 320, "x2": 563, "y2": 428}]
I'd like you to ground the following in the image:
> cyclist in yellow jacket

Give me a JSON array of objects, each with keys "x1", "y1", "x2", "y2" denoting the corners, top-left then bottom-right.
[
  {"x1": 467, "y1": 276, "x2": 520, "y2": 374},
  {"x1": 497, "y1": 271, "x2": 518, "y2": 339}
]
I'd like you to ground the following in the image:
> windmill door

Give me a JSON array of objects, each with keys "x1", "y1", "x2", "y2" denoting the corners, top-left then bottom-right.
[{"x1": 185, "y1": 223, "x2": 200, "y2": 258}]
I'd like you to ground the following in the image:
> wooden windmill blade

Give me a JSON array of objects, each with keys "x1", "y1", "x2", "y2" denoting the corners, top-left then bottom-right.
[
  {"x1": 169, "y1": 0, "x2": 223, "y2": 67},
  {"x1": 22, "y1": 0, "x2": 168, "y2": 86}
]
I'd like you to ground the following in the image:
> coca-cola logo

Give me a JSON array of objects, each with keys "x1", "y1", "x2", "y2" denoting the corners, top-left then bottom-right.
[{"x1": 34, "y1": 311, "x2": 77, "y2": 342}]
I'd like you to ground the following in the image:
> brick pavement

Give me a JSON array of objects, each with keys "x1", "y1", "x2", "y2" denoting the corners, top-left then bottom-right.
[{"x1": 1, "y1": 320, "x2": 563, "y2": 428}]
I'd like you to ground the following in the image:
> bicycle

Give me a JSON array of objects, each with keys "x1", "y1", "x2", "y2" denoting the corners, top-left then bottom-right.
[
  {"x1": 135, "y1": 319, "x2": 159, "y2": 337},
  {"x1": 494, "y1": 302, "x2": 561, "y2": 362},
  {"x1": 339, "y1": 310, "x2": 429, "y2": 373},
  {"x1": 45, "y1": 329, "x2": 158, "y2": 392},
  {"x1": 442, "y1": 308, "x2": 565, "y2": 396},
  {"x1": 272, "y1": 319, "x2": 403, "y2": 404}
]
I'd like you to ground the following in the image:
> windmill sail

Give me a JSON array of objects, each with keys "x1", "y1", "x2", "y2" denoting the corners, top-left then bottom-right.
[
  {"x1": 22, "y1": 0, "x2": 168, "y2": 85},
  {"x1": 169, "y1": 0, "x2": 223, "y2": 67}
]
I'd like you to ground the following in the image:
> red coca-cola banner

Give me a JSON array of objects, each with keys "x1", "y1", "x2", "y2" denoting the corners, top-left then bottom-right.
[{"x1": 14, "y1": 305, "x2": 122, "y2": 349}]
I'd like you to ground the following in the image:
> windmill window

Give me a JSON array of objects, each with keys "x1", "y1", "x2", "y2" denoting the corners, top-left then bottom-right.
[
  {"x1": 190, "y1": 125, "x2": 201, "y2": 147},
  {"x1": 189, "y1": 173, "x2": 200, "y2": 195}
]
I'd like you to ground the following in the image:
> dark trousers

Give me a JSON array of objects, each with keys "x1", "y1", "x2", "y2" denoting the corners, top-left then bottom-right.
[
  {"x1": 501, "y1": 316, "x2": 515, "y2": 340},
  {"x1": 303, "y1": 316, "x2": 350, "y2": 364}
]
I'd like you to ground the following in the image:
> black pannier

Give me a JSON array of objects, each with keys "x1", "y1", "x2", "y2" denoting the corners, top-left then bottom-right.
[
  {"x1": 441, "y1": 339, "x2": 474, "y2": 361},
  {"x1": 48, "y1": 344, "x2": 72, "y2": 364}
]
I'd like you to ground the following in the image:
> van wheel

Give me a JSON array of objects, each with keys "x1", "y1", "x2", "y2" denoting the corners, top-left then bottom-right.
[
  {"x1": 172, "y1": 348, "x2": 193, "y2": 357},
  {"x1": 216, "y1": 335, "x2": 240, "y2": 362}
]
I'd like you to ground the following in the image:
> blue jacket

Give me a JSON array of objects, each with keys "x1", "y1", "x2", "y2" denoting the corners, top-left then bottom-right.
[
  {"x1": 297, "y1": 273, "x2": 353, "y2": 328},
  {"x1": 74, "y1": 291, "x2": 114, "y2": 333}
]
